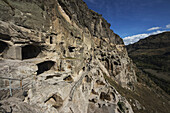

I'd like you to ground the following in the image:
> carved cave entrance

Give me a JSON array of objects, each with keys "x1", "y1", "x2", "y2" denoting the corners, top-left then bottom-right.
[
  {"x1": 37, "y1": 61, "x2": 55, "y2": 75},
  {"x1": 22, "y1": 44, "x2": 41, "y2": 60},
  {"x1": 0, "y1": 41, "x2": 8, "y2": 53}
]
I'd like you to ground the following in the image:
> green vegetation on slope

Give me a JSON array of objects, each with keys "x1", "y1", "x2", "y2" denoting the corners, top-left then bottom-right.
[
  {"x1": 126, "y1": 31, "x2": 170, "y2": 95},
  {"x1": 104, "y1": 69, "x2": 170, "y2": 113}
]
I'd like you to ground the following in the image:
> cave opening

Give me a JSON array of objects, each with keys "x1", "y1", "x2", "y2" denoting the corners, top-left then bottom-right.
[
  {"x1": 114, "y1": 61, "x2": 119, "y2": 65},
  {"x1": 37, "y1": 61, "x2": 55, "y2": 75},
  {"x1": 0, "y1": 41, "x2": 8, "y2": 53},
  {"x1": 0, "y1": 33, "x2": 11, "y2": 41},
  {"x1": 100, "y1": 92, "x2": 111, "y2": 101},
  {"x1": 84, "y1": 75, "x2": 91, "y2": 83},
  {"x1": 50, "y1": 36, "x2": 53, "y2": 44},
  {"x1": 44, "y1": 94, "x2": 63, "y2": 109},
  {"x1": 75, "y1": 36, "x2": 81, "y2": 39},
  {"x1": 63, "y1": 75, "x2": 73, "y2": 82},
  {"x1": 111, "y1": 62, "x2": 113, "y2": 71},
  {"x1": 22, "y1": 44, "x2": 41, "y2": 60},
  {"x1": 105, "y1": 58, "x2": 110, "y2": 69},
  {"x1": 68, "y1": 46, "x2": 76, "y2": 52}
]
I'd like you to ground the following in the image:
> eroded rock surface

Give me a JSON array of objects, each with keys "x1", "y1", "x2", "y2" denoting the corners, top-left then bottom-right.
[{"x1": 0, "y1": 0, "x2": 136, "y2": 113}]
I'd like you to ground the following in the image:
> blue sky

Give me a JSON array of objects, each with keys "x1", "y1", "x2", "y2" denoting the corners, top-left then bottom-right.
[{"x1": 83, "y1": 0, "x2": 170, "y2": 45}]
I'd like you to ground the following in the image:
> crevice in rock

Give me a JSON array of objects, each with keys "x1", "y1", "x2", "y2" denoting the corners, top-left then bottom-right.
[
  {"x1": 75, "y1": 36, "x2": 81, "y2": 39},
  {"x1": 63, "y1": 75, "x2": 73, "y2": 82},
  {"x1": 79, "y1": 47, "x2": 84, "y2": 53},
  {"x1": 100, "y1": 92, "x2": 111, "y2": 101},
  {"x1": 89, "y1": 98, "x2": 97, "y2": 103},
  {"x1": 82, "y1": 67, "x2": 85, "y2": 71},
  {"x1": 111, "y1": 62, "x2": 113, "y2": 71},
  {"x1": 91, "y1": 89, "x2": 98, "y2": 95},
  {"x1": 0, "y1": 41, "x2": 8, "y2": 53},
  {"x1": 70, "y1": 107, "x2": 74, "y2": 113},
  {"x1": 44, "y1": 94, "x2": 63, "y2": 109},
  {"x1": 114, "y1": 61, "x2": 119, "y2": 65},
  {"x1": 68, "y1": 46, "x2": 76, "y2": 52},
  {"x1": 37, "y1": 61, "x2": 55, "y2": 75},
  {"x1": 101, "y1": 52, "x2": 106, "y2": 57},
  {"x1": 84, "y1": 75, "x2": 91, "y2": 83},
  {"x1": 111, "y1": 92, "x2": 116, "y2": 100},
  {"x1": 117, "y1": 101, "x2": 126, "y2": 113},
  {"x1": 70, "y1": 32, "x2": 73, "y2": 36},
  {"x1": 105, "y1": 58, "x2": 110, "y2": 69},
  {"x1": 50, "y1": 36, "x2": 53, "y2": 44},
  {"x1": 14, "y1": 42, "x2": 30, "y2": 44},
  {"x1": 96, "y1": 80, "x2": 105, "y2": 85},
  {"x1": 45, "y1": 74, "x2": 62, "y2": 80},
  {"x1": 98, "y1": 103, "x2": 101, "y2": 108},
  {"x1": 22, "y1": 44, "x2": 41, "y2": 60},
  {"x1": 23, "y1": 91, "x2": 28, "y2": 97},
  {"x1": 0, "y1": 33, "x2": 11, "y2": 41},
  {"x1": 2, "y1": 0, "x2": 15, "y2": 11},
  {"x1": 67, "y1": 65, "x2": 72, "y2": 69}
]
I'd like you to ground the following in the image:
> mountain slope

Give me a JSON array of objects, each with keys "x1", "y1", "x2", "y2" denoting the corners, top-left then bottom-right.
[{"x1": 126, "y1": 31, "x2": 170, "y2": 94}]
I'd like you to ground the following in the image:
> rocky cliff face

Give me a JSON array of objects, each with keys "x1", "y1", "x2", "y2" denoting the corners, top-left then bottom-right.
[{"x1": 0, "y1": 0, "x2": 136, "y2": 113}]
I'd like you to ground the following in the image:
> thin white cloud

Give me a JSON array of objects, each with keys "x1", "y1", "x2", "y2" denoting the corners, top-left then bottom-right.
[
  {"x1": 123, "y1": 30, "x2": 165, "y2": 45},
  {"x1": 147, "y1": 27, "x2": 161, "y2": 31},
  {"x1": 166, "y1": 24, "x2": 170, "y2": 28}
]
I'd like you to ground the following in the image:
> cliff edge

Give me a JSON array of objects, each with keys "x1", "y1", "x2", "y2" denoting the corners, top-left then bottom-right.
[{"x1": 0, "y1": 0, "x2": 136, "y2": 113}]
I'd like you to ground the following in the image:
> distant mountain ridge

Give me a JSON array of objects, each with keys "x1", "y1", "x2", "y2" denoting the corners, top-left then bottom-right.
[{"x1": 126, "y1": 31, "x2": 170, "y2": 94}]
